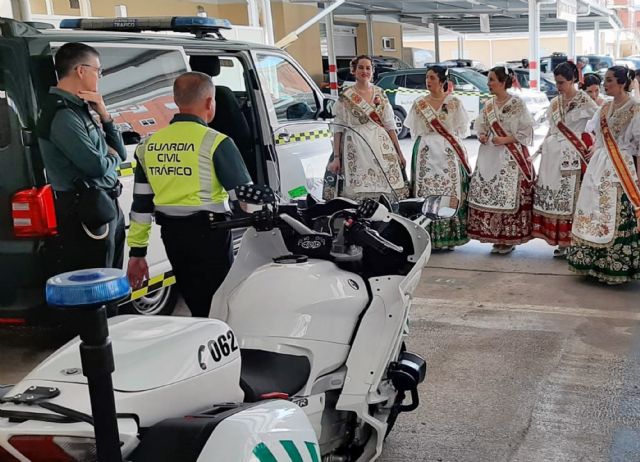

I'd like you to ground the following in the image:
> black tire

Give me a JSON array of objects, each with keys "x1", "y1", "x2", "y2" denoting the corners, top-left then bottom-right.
[
  {"x1": 393, "y1": 108, "x2": 409, "y2": 139},
  {"x1": 121, "y1": 285, "x2": 178, "y2": 316}
]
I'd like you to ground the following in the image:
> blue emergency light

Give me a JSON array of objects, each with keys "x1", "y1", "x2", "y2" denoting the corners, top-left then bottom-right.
[
  {"x1": 46, "y1": 268, "x2": 131, "y2": 308},
  {"x1": 59, "y1": 16, "x2": 232, "y2": 36}
]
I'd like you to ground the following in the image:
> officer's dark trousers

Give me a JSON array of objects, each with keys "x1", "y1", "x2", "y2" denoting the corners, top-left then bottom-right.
[
  {"x1": 47, "y1": 192, "x2": 125, "y2": 276},
  {"x1": 159, "y1": 215, "x2": 233, "y2": 318}
]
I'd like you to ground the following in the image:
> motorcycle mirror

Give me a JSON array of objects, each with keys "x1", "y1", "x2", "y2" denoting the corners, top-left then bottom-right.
[
  {"x1": 235, "y1": 184, "x2": 276, "y2": 205},
  {"x1": 422, "y1": 195, "x2": 458, "y2": 220}
]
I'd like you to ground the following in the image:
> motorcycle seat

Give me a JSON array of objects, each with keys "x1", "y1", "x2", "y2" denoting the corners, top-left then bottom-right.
[{"x1": 240, "y1": 349, "x2": 311, "y2": 402}]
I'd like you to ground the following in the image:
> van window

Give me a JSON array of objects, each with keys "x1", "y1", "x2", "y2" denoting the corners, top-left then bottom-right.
[
  {"x1": 404, "y1": 73, "x2": 426, "y2": 90},
  {"x1": 215, "y1": 57, "x2": 247, "y2": 92},
  {"x1": 95, "y1": 47, "x2": 188, "y2": 137},
  {"x1": 255, "y1": 53, "x2": 318, "y2": 122}
]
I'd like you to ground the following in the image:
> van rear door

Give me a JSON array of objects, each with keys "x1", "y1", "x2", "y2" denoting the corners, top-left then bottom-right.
[{"x1": 0, "y1": 31, "x2": 44, "y2": 322}]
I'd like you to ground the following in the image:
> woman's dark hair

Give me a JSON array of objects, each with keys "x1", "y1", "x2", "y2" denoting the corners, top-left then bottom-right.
[
  {"x1": 553, "y1": 61, "x2": 579, "y2": 82},
  {"x1": 489, "y1": 66, "x2": 513, "y2": 89},
  {"x1": 608, "y1": 65, "x2": 635, "y2": 91},
  {"x1": 426, "y1": 65, "x2": 449, "y2": 92},
  {"x1": 350, "y1": 55, "x2": 374, "y2": 73},
  {"x1": 580, "y1": 73, "x2": 601, "y2": 90}
]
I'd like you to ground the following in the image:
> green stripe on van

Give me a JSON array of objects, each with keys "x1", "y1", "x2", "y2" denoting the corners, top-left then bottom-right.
[{"x1": 253, "y1": 442, "x2": 277, "y2": 462}]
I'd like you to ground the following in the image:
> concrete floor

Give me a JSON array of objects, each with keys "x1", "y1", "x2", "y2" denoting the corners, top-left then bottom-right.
[{"x1": 380, "y1": 239, "x2": 640, "y2": 462}]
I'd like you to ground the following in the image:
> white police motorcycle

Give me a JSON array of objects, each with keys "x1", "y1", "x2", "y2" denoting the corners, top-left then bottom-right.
[{"x1": 0, "y1": 125, "x2": 455, "y2": 462}]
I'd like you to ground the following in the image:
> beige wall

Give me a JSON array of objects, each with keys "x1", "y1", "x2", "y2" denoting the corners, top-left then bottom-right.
[
  {"x1": 355, "y1": 21, "x2": 403, "y2": 59},
  {"x1": 407, "y1": 36, "x2": 584, "y2": 67},
  {"x1": 271, "y1": 1, "x2": 323, "y2": 84},
  {"x1": 30, "y1": 0, "x2": 47, "y2": 15},
  {"x1": 90, "y1": 0, "x2": 220, "y2": 18},
  {"x1": 51, "y1": 0, "x2": 80, "y2": 16}
]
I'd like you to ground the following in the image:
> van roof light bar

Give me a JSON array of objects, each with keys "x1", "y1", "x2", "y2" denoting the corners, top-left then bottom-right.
[{"x1": 59, "y1": 16, "x2": 232, "y2": 39}]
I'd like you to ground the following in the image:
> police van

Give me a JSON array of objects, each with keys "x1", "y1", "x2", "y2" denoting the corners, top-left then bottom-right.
[{"x1": 0, "y1": 16, "x2": 335, "y2": 323}]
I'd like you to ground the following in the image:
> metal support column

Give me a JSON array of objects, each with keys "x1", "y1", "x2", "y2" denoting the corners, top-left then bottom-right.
[
  {"x1": 12, "y1": 0, "x2": 32, "y2": 21},
  {"x1": 261, "y1": 0, "x2": 275, "y2": 46},
  {"x1": 326, "y1": 12, "x2": 338, "y2": 97},
  {"x1": 457, "y1": 35, "x2": 464, "y2": 59},
  {"x1": 594, "y1": 21, "x2": 600, "y2": 54},
  {"x1": 434, "y1": 20, "x2": 440, "y2": 63},
  {"x1": 568, "y1": 20, "x2": 576, "y2": 62},
  {"x1": 528, "y1": 0, "x2": 540, "y2": 90},
  {"x1": 247, "y1": 0, "x2": 260, "y2": 28},
  {"x1": 366, "y1": 13, "x2": 375, "y2": 56}
]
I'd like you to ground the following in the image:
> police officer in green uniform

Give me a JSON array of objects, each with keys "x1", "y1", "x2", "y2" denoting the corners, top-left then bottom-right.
[
  {"x1": 37, "y1": 42, "x2": 127, "y2": 274},
  {"x1": 127, "y1": 72, "x2": 252, "y2": 317}
]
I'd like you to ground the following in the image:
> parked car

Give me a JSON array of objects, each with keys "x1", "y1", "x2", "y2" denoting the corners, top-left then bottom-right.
[
  {"x1": 321, "y1": 65, "x2": 395, "y2": 94},
  {"x1": 376, "y1": 67, "x2": 550, "y2": 138},
  {"x1": 512, "y1": 68, "x2": 558, "y2": 101},
  {"x1": 540, "y1": 52, "x2": 613, "y2": 78},
  {"x1": 616, "y1": 57, "x2": 640, "y2": 70}
]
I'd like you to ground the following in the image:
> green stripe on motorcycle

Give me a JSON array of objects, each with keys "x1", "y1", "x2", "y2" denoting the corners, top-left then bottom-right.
[
  {"x1": 280, "y1": 440, "x2": 303, "y2": 462},
  {"x1": 253, "y1": 442, "x2": 278, "y2": 462},
  {"x1": 305, "y1": 442, "x2": 320, "y2": 462}
]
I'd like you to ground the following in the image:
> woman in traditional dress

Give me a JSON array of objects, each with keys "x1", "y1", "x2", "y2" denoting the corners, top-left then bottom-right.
[
  {"x1": 532, "y1": 62, "x2": 598, "y2": 257},
  {"x1": 467, "y1": 66, "x2": 536, "y2": 254},
  {"x1": 324, "y1": 55, "x2": 408, "y2": 201},
  {"x1": 568, "y1": 66, "x2": 640, "y2": 284},
  {"x1": 403, "y1": 65, "x2": 471, "y2": 250},
  {"x1": 580, "y1": 73, "x2": 606, "y2": 107}
]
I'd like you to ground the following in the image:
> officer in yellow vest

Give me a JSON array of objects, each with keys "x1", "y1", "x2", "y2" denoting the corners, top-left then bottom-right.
[{"x1": 127, "y1": 71, "x2": 252, "y2": 317}]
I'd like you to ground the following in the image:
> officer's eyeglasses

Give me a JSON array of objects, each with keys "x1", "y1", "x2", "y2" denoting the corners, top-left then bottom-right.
[{"x1": 77, "y1": 63, "x2": 103, "y2": 78}]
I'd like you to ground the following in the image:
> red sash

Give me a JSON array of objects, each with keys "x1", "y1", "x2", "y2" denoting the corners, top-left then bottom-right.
[
  {"x1": 600, "y1": 106, "x2": 640, "y2": 226},
  {"x1": 551, "y1": 98, "x2": 589, "y2": 174},
  {"x1": 415, "y1": 97, "x2": 472, "y2": 175},
  {"x1": 485, "y1": 100, "x2": 534, "y2": 182},
  {"x1": 344, "y1": 87, "x2": 385, "y2": 128}
]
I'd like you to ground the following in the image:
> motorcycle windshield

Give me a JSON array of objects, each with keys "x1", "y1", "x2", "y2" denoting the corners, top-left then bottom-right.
[{"x1": 273, "y1": 120, "x2": 402, "y2": 211}]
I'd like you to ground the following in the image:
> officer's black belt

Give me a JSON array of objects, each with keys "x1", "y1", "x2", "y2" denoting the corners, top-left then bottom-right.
[{"x1": 155, "y1": 211, "x2": 230, "y2": 227}]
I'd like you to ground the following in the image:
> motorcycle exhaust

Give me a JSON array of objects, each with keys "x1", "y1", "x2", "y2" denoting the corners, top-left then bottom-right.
[{"x1": 46, "y1": 268, "x2": 131, "y2": 462}]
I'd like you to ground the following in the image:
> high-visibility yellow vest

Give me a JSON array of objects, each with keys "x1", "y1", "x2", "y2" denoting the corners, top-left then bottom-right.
[{"x1": 137, "y1": 122, "x2": 229, "y2": 216}]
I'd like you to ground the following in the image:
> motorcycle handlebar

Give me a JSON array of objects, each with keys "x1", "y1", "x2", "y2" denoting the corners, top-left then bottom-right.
[{"x1": 207, "y1": 215, "x2": 257, "y2": 231}]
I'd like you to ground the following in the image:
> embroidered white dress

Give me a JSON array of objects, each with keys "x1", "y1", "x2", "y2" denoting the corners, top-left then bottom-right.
[
  {"x1": 532, "y1": 91, "x2": 598, "y2": 246},
  {"x1": 404, "y1": 95, "x2": 471, "y2": 248},
  {"x1": 467, "y1": 95, "x2": 535, "y2": 244},
  {"x1": 404, "y1": 95, "x2": 470, "y2": 199},
  {"x1": 324, "y1": 86, "x2": 408, "y2": 200},
  {"x1": 568, "y1": 99, "x2": 640, "y2": 283}
]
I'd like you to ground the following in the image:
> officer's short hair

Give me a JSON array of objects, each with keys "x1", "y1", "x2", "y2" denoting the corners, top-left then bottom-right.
[
  {"x1": 173, "y1": 72, "x2": 215, "y2": 107},
  {"x1": 55, "y1": 42, "x2": 100, "y2": 79}
]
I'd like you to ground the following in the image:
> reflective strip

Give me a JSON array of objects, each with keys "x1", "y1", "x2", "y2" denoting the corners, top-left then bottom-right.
[
  {"x1": 198, "y1": 130, "x2": 218, "y2": 204},
  {"x1": 126, "y1": 270, "x2": 176, "y2": 302},
  {"x1": 133, "y1": 183, "x2": 154, "y2": 195},
  {"x1": 130, "y1": 211, "x2": 152, "y2": 224},
  {"x1": 275, "y1": 128, "x2": 331, "y2": 145},
  {"x1": 117, "y1": 160, "x2": 137, "y2": 177},
  {"x1": 155, "y1": 203, "x2": 228, "y2": 216}
]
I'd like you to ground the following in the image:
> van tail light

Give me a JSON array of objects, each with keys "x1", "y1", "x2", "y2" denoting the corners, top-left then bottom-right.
[
  {"x1": 0, "y1": 444, "x2": 20, "y2": 462},
  {"x1": 11, "y1": 185, "x2": 58, "y2": 238},
  {"x1": 8, "y1": 436, "x2": 97, "y2": 462}
]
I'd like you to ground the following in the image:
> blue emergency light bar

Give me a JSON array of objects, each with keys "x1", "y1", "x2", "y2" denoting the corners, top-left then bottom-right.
[{"x1": 59, "y1": 16, "x2": 232, "y2": 34}]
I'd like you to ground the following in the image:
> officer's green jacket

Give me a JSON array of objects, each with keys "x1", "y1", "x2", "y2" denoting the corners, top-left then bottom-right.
[
  {"x1": 37, "y1": 87, "x2": 127, "y2": 191},
  {"x1": 128, "y1": 114, "x2": 252, "y2": 257}
]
